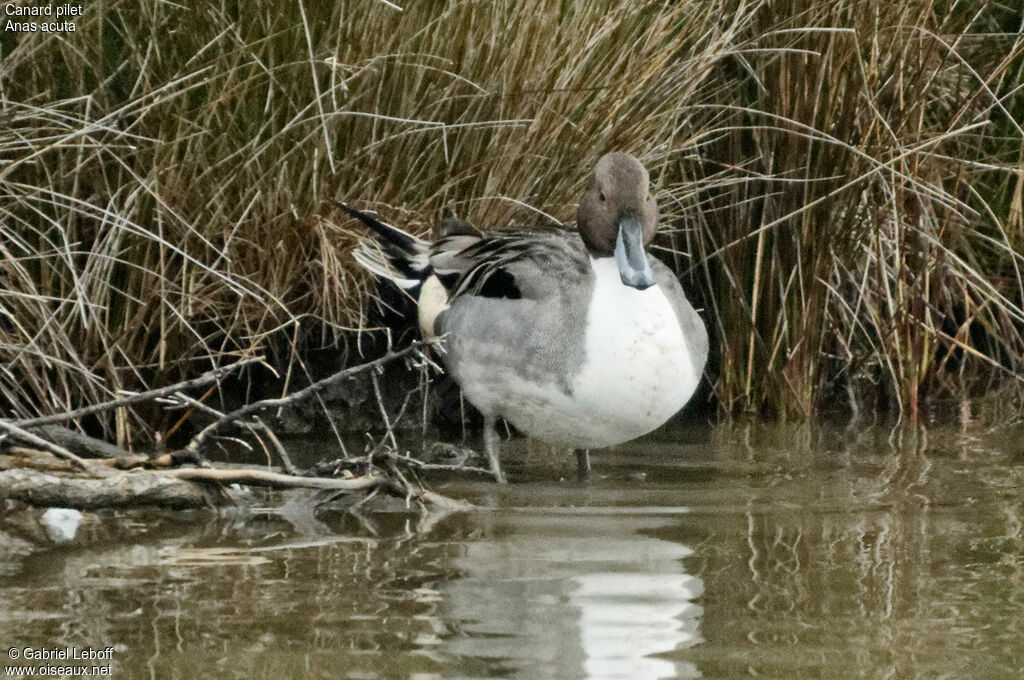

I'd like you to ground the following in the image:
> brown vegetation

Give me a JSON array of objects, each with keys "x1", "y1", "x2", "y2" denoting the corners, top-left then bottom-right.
[{"x1": 1, "y1": 0, "x2": 1022, "y2": 448}]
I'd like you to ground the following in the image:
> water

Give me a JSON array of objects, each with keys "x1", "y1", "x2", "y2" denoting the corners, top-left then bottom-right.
[{"x1": 2, "y1": 421, "x2": 1023, "y2": 679}]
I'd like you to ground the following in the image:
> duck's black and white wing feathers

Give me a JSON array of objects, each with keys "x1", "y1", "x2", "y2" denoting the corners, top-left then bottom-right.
[{"x1": 437, "y1": 229, "x2": 591, "y2": 302}]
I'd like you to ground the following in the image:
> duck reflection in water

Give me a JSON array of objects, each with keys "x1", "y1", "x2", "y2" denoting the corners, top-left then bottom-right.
[{"x1": 436, "y1": 511, "x2": 702, "y2": 679}]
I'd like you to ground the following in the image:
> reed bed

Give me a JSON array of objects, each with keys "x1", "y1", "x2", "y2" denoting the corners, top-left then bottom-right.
[
  {"x1": 683, "y1": 0, "x2": 1024, "y2": 418},
  {"x1": 0, "y1": 0, "x2": 1021, "y2": 443}
]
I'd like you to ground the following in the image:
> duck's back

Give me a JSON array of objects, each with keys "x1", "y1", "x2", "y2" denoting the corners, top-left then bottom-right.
[{"x1": 434, "y1": 229, "x2": 592, "y2": 421}]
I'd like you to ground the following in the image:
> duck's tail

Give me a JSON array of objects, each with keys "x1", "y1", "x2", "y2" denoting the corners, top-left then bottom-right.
[{"x1": 337, "y1": 202, "x2": 430, "y2": 291}]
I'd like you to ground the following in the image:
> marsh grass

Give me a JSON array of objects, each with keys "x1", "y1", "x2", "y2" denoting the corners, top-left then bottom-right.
[
  {"x1": 0, "y1": 0, "x2": 1022, "y2": 442},
  {"x1": 682, "y1": 0, "x2": 1024, "y2": 417}
]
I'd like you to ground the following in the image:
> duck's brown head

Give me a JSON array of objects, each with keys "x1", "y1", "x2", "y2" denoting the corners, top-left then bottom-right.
[{"x1": 576, "y1": 153, "x2": 658, "y2": 289}]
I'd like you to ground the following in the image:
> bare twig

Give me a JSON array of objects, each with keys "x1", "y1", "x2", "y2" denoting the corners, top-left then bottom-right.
[
  {"x1": 370, "y1": 371, "x2": 398, "y2": 451},
  {"x1": 181, "y1": 341, "x2": 432, "y2": 457},
  {"x1": 250, "y1": 420, "x2": 299, "y2": 474},
  {"x1": 387, "y1": 452, "x2": 493, "y2": 476},
  {"x1": 169, "y1": 392, "x2": 299, "y2": 474},
  {"x1": 6, "y1": 356, "x2": 265, "y2": 432},
  {"x1": 309, "y1": 449, "x2": 492, "y2": 478}
]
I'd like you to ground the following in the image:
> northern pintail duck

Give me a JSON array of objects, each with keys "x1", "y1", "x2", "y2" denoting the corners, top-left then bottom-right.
[{"x1": 342, "y1": 153, "x2": 708, "y2": 482}]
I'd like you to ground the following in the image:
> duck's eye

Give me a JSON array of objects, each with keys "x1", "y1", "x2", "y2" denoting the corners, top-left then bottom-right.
[{"x1": 598, "y1": 191, "x2": 606, "y2": 202}]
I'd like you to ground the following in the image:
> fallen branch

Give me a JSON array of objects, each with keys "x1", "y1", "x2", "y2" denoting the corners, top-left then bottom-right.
[
  {"x1": 0, "y1": 468, "x2": 208, "y2": 509},
  {"x1": 0, "y1": 421, "x2": 94, "y2": 472},
  {"x1": 375, "y1": 477, "x2": 472, "y2": 511},
  {"x1": 10, "y1": 424, "x2": 148, "y2": 471},
  {"x1": 165, "y1": 392, "x2": 298, "y2": 474},
  {"x1": 181, "y1": 341, "x2": 432, "y2": 457},
  {"x1": 4, "y1": 356, "x2": 265, "y2": 432},
  {"x1": 160, "y1": 467, "x2": 380, "y2": 491},
  {"x1": 0, "y1": 459, "x2": 471, "y2": 512},
  {"x1": 0, "y1": 340, "x2": 477, "y2": 512}
]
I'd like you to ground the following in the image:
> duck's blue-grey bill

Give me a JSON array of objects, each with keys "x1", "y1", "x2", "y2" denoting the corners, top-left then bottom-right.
[{"x1": 614, "y1": 215, "x2": 655, "y2": 290}]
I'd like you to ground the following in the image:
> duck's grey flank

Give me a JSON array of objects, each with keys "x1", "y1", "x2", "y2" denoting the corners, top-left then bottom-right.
[{"x1": 440, "y1": 231, "x2": 591, "y2": 397}]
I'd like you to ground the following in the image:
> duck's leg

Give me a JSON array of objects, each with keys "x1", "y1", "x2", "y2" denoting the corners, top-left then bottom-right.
[
  {"x1": 575, "y1": 449, "x2": 591, "y2": 480},
  {"x1": 483, "y1": 417, "x2": 506, "y2": 484}
]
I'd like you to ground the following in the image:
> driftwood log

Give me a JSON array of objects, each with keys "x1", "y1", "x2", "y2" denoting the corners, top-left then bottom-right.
[
  {"x1": 0, "y1": 465, "x2": 469, "y2": 511},
  {"x1": 0, "y1": 468, "x2": 210, "y2": 509}
]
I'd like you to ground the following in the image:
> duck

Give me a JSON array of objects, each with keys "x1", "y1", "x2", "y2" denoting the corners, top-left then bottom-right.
[{"x1": 341, "y1": 152, "x2": 708, "y2": 483}]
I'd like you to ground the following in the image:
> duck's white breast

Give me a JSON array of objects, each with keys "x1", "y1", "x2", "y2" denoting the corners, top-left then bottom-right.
[{"x1": 503, "y1": 257, "x2": 699, "y2": 448}]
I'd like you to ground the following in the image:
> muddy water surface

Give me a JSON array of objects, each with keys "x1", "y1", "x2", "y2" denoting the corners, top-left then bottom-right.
[{"x1": 2, "y1": 421, "x2": 1023, "y2": 679}]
